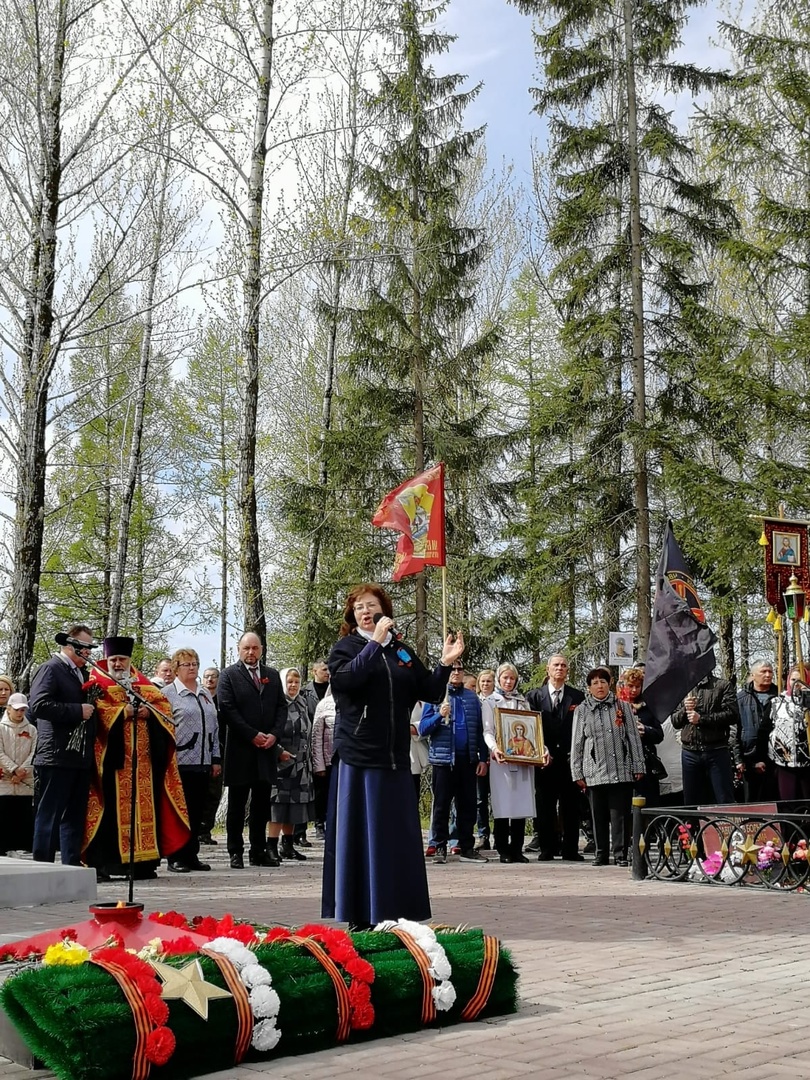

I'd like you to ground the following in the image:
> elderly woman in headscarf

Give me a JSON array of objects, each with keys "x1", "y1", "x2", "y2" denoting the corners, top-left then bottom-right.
[
  {"x1": 571, "y1": 667, "x2": 645, "y2": 867},
  {"x1": 266, "y1": 667, "x2": 314, "y2": 864},
  {"x1": 482, "y1": 662, "x2": 541, "y2": 863}
]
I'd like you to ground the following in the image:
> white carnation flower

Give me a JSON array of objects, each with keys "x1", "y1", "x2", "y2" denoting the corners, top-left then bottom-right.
[
  {"x1": 242, "y1": 963, "x2": 272, "y2": 988},
  {"x1": 251, "y1": 1018, "x2": 281, "y2": 1052},
  {"x1": 250, "y1": 984, "x2": 281, "y2": 1018},
  {"x1": 433, "y1": 981, "x2": 457, "y2": 1011}
]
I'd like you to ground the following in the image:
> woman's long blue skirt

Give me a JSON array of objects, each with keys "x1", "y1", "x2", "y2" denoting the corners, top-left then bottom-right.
[{"x1": 321, "y1": 760, "x2": 431, "y2": 926}]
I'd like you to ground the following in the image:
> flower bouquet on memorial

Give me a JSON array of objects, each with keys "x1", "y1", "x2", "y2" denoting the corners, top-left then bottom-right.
[{"x1": 0, "y1": 910, "x2": 519, "y2": 1080}]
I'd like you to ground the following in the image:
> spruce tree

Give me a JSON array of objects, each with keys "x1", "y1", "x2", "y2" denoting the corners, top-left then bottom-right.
[
  {"x1": 511, "y1": 0, "x2": 736, "y2": 659},
  {"x1": 334, "y1": 0, "x2": 500, "y2": 658}
]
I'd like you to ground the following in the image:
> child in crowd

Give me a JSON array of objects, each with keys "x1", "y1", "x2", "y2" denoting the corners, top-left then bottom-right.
[{"x1": 0, "y1": 694, "x2": 37, "y2": 855}]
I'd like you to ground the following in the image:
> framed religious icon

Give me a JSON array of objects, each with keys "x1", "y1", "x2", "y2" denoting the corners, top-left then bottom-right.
[
  {"x1": 494, "y1": 708, "x2": 545, "y2": 766},
  {"x1": 773, "y1": 530, "x2": 801, "y2": 567}
]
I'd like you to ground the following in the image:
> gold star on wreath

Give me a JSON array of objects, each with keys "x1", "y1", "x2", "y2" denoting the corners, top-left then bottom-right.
[
  {"x1": 735, "y1": 834, "x2": 763, "y2": 868},
  {"x1": 149, "y1": 957, "x2": 232, "y2": 1020}
]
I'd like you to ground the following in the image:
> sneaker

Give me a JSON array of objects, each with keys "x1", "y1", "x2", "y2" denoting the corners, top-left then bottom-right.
[
  {"x1": 525, "y1": 835, "x2": 541, "y2": 852},
  {"x1": 434, "y1": 844, "x2": 447, "y2": 864},
  {"x1": 450, "y1": 845, "x2": 461, "y2": 855},
  {"x1": 474, "y1": 836, "x2": 491, "y2": 851},
  {"x1": 459, "y1": 849, "x2": 486, "y2": 862},
  {"x1": 425, "y1": 845, "x2": 437, "y2": 858}
]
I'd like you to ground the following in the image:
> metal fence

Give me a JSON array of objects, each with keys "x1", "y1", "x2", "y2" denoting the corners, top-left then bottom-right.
[{"x1": 631, "y1": 799, "x2": 810, "y2": 891}]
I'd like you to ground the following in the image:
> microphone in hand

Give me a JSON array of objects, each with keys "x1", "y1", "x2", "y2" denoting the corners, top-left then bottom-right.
[{"x1": 372, "y1": 612, "x2": 402, "y2": 641}]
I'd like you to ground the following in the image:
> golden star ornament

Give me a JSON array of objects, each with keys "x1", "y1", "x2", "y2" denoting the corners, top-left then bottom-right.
[{"x1": 149, "y1": 957, "x2": 232, "y2": 1019}]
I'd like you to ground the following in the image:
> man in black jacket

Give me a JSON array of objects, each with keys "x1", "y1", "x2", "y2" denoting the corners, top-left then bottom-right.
[
  {"x1": 672, "y1": 674, "x2": 741, "y2": 804},
  {"x1": 526, "y1": 655, "x2": 585, "y2": 861},
  {"x1": 30, "y1": 625, "x2": 96, "y2": 865},
  {"x1": 217, "y1": 632, "x2": 288, "y2": 868}
]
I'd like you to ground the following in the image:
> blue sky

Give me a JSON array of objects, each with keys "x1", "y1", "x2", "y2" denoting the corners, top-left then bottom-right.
[{"x1": 436, "y1": 0, "x2": 745, "y2": 180}]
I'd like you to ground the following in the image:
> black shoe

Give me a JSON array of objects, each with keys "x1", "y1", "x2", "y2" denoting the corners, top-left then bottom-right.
[
  {"x1": 168, "y1": 861, "x2": 191, "y2": 873},
  {"x1": 537, "y1": 852, "x2": 555, "y2": 861},
  {"x1": 434, "y1": 843, "x2": 447, "y2": 864},
  {"x1": 249, "y1": 853, "x2": 274, "y2": 867},
  {"x1": 189, "y1": 859, "x2": 211, "y2": 871},
  {"x1": 499, "y1": 854, "x2": 513, "y2": 863},
  {"x1": 583, "y1": 840, "x2": 596, "y2": 854},
  {"x1": 459, "y1": 849, "x2": 486, "y2": 862},
  {"x1": 95, "y1": 867, "x2": 112, "y2": 882},
  {"x1": 199, "y1": 834, "x2": 218, "y2": 845},
  {"x1": 474, "y1": 837, "x2": 491, "y2": 851},
  {"x1": 562, "y1": 853, "x2": 585, "y2": 862},
  {"x1": 294, "y1": 836, "x2": 312, "y2": 848},
  {"x1": 265, "y1": 839, "x2": 281, "y2": 867},
  {"x1": 512, "y1": 854, "x2": 530, "y2": 864},
  {"x1": 524, "y1": 835, "x2": 541, "y2": 852},
  {"x1": 229, "y1": 853, "x2": 245, "y2": 869},
  {"x1": 592, "y1": 857, "x2": 609, "y2": 866},
  {"x1": 615, "y1": 858, "x2": 629, "y2": 867},
  {"x1": 280, "y1": 838, "x2": 306, "y2": 861}
]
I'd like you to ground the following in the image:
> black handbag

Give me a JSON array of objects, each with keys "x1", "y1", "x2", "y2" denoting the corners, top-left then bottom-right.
[{"x1": 644, "y1": 746, "x2": 667, "y2": 780}]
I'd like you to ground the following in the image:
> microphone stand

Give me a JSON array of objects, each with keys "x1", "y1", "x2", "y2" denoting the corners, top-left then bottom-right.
[{"x1": 81, "y1": 652, "x2": 166, "y2": 905}]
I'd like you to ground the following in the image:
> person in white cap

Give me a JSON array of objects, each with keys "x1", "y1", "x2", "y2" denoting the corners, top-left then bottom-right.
[{"x1": 0, "y1": 694, "x2": 37, "y2": 855}]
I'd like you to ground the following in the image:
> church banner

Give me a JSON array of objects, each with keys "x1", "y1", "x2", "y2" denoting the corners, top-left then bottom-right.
[
  {"x1": 762, "y1": 517, "x2": 810, "y2": 613},
  {"x1": 372, "y1": 463, "x2": 446, "y2": 582}
]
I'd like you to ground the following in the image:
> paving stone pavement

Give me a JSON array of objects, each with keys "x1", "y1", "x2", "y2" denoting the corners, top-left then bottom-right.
[{"x1": 0, "y1": 837, "x2": 806, "y2": 1079}]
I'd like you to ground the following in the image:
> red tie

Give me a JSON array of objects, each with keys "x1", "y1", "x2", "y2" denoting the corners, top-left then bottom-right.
[{"x1": 251, "y1": 667, "x2": 261, "y2": 688}]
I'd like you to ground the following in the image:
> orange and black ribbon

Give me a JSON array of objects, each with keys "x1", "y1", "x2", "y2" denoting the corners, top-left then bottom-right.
[
  {"x1": 460, "y1": 935, "x2": 499, "y2": 1021},
  {"x1": 90, "y1": 956, "x2": 153, "y2": 1080},
  {"x1": 289, "y1": 935, "x2": 352, "y2": 1042},
  {"x1": 390, "y1": 928, "x2": 437, "y2": 1025},
  {"x1": 202, "y1": 949, "x2": 253, "y2": 1063}
]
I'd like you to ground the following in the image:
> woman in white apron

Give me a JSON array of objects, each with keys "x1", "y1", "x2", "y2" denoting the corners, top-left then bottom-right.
[{"x1": 482, "y1": 663, "x2": 538, "y2": 863}]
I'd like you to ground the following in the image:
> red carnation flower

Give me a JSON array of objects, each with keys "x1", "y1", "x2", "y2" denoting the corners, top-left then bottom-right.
[
  {"x1": 161, "y1": 935, "x2": 201, "y2": 955},
  {"x1": 144, "y1": 993, "x2": 170, "y2": 1027},
  {"x1": 265, "y1": 927, "x2": 292, "y2": 943},
  {"x1": 145, "y1": 1026, "x2": 176, "y2": 1066},
  {"x1": 149, "y1": 910, "x2": 188, "y2": 928}
]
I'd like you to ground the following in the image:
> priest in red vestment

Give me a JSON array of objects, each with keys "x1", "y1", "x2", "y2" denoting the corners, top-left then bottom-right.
[{"x1": 82, "y1": 636, "x2": 190, "y2": 879}]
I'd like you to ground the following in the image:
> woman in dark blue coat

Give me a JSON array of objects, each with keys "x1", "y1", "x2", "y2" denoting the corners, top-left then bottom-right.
[{"x1": 322, "y1": 583, "x2": 464, "y2": 928}]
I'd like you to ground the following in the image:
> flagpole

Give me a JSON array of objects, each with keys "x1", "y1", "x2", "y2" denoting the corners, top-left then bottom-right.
[{"x1": 441, "y1": 565, "x2": 448, "y2": 641}]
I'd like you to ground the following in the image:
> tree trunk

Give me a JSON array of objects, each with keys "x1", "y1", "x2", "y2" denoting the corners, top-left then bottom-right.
[
  {"x1": 622, "y1": 0, "x2": 651, "y2": 657},
  {"x1": 220, "y1": 366, "x2": 229, "y2": 671},
  {"x1": 302, "y1": 83, "x2": 361, "y2": 669},
  {"x1": 107, "y1": 135, "x2": 172, "y2": 636},
  {"x1": 6, "y1": 1, "x2": 67, "y2": 685},
  {"x1": 237, "y1": 0, "x2": 274, "y2": 648}
]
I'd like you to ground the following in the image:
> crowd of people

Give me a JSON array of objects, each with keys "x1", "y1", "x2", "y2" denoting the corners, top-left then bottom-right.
[{"x1": 0, "y1": 594, "x2": 794, "y2": 927}]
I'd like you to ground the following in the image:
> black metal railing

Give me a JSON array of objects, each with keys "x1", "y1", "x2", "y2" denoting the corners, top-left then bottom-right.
[{"x1": 631, "y1": 798, "x2": 810, "y2": 891}]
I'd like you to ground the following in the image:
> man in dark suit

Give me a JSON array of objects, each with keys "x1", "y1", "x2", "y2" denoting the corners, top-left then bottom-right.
[
  {"x1": 30, "y1": 624, "x2": 96, "y2": 865},
  {"x1": 217, "y1": 631, "x2": 288, "y2": 868},
  {"x1": 526, "y1": 655, "x2": 585, "y2": 861}
]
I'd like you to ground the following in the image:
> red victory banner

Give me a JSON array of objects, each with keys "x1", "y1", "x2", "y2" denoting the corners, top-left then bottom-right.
[
  {"x1": 762, "y1": 517, "x2": 810, "y2": 613},
  {"x1": 372, "y1": 464, "x2": 446, "y2": 582}
]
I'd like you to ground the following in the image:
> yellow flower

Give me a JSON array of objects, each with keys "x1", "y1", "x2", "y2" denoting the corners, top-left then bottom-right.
[{"x1": 42, "y1": 941, "x2": 90, "y2": 966}]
